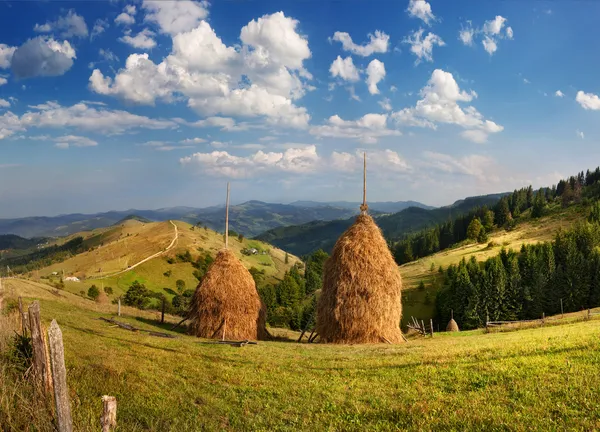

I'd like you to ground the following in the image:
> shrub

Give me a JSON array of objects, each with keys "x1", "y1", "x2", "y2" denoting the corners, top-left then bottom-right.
[
  {"x1": 163, "y1": 270, "x2": 172, "y2": 277},
  {"x1": 418, "y1": 281, "x2": 426, "y2": 291},
  {"x1": 87, "y1": 285, "x2": 100, "y2": 300},
  {"x1": 123, "y1": 281, "x2": 151, "y2": 309},
  {"x1": 104, "y1": 286, "x2": 113, "y2": 295}
]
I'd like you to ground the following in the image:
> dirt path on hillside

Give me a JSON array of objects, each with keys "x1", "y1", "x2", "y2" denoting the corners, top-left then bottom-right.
[{"x1": 98, "y1": 220, "x2": 179, "y2": 279}]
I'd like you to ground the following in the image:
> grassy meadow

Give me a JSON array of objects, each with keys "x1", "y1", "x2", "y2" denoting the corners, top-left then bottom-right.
[
  {"x1": 2, "y1": 278, "x2": 600, "y2": 431},
  {"x1": 35, "y1": 220, "x2": 300, "y2": 300}
]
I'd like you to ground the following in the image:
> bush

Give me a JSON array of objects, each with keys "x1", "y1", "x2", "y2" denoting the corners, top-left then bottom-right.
[
  {"x1": 104, "y1": 286, "x2": 113, "y2": 295},
  {"x1": 165, "y1": 257, "x2": 175, "y2": 264},
  {"x1": 87, "y1": 285, "x2": 100, "y2": 300},
  {"x1": 163, "y1": 270, "x2": 172, "y2": 277},
  {"x1": 418, "y1": 281, "x2": 426, "y2": 291},
  {"x1": 123, "y1": 281, "x2": 151, "y2": 309}
]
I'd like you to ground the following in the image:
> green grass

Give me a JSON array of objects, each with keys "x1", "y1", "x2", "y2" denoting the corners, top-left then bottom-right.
[{"x1": 2, "y1": 279, "x2": 600, "y2": 431}]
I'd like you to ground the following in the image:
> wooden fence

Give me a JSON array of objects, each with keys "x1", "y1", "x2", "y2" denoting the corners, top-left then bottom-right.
[{"x1": 16, "y1": 297, "x2": 118, "y2": 431}]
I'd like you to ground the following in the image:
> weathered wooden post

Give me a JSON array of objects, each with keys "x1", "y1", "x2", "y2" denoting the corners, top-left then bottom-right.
[
  {"x1": 430, "y1": 319, "x2": 434, "y2": 338},
  {"x1": 161, "y1": 298, "x2": 165, "y2": 324},
  {"x1": 117, "y1": 298, "x2": 121, "y2": 317},
  {"x1": 48, "y1": 320, "x2": 73, "y2": 432},
  {"x1": 542, "y1": 312, "x2": 545, "y2": 324},
  {"x1": 19, "y1": 297, "x2": 29, "y2": 335},
  {"x1": 28, "y1": 301, "x2": 51, "y2": 393},
  {"x1": 101, "y1": 395, "x2": 117, "y2": 432}
]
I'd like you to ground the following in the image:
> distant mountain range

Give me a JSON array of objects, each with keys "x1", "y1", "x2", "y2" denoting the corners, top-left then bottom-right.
[
  {"x1": 255, "y1": 193, "x2": 508, "y2": 257},
  {"x1": 0, "y1": 200, "x2": 432, "y2": 239}
]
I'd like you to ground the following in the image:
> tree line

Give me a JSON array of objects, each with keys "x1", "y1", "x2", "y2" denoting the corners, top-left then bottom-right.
[
  {"x1": 436, "y1": 211, "x2": 600, "y2": 330},
  {"x1": 394, "y1": 166, "x2": 600, "y2": 265}
]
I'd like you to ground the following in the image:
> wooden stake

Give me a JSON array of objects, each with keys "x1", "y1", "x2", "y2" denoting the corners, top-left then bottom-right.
[
  {"x1": 28, "y1": 301, "x2": 51, "y2": 393},
  {"x1": 430, "y1": 319, "x2": 434, "y2": 338},
  {"x1": 560, "y1": 299, "x2": 564, "y2": 318},
  {"x1": 48, "y1": 320, "x2": 73, "y2": 432},
  {"x1": 225, "y1": 182, "x2": 230, "y2": 249},
  {"x1": 19, "y1": 296, "x2": 28, "y2": 336},
  {"x1": 101, "y1": 396, "x2": 117, "y2": 432},
  {"x1": 117, "y1": 298, "x2": 121, "y2": 317},
  {"x1": 360, "y1": 152, "x2": 368, "y2": 214}
]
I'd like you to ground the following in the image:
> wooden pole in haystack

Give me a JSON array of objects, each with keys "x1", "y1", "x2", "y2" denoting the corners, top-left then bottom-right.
[
  {"x1": 225, "y1": 182, "x2": 230, "y2": 250},
  {"x1": 360, "y1": 152, "x2": 368, "y2": 215}
]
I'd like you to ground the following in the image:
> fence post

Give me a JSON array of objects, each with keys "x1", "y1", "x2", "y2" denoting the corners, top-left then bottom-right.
[
  {"x1": 101, "y1": 396, "x2": 117, "y2": 432},
  {"x1": 48, "y1": 320, "x2": 73, "y2": 432},
  {"x1": 28, "y1": 301, "x2": 51, "y2": 393},
  {"x1": 429, "y1": 319, "x2": 434, "y2": 338},
  {"x1": 19, "y1": 297, "x2": 29, "y2": 336},
  {"x1": 542, "y1": 312, "x2": 545, "y2": 325},
  {"x1": 117, "y1": 298, "x2": 121, "y2": 317},
  {"x1": 161, "y1": 298, "x2": 165, "y2": 324}
]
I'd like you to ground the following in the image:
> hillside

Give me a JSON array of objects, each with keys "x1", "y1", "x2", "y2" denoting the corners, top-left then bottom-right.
[
  {"x1": 2, "y1": 278, "x2": 600, "y2": 431},
  {"x1": 399, "y1": 204, "x2": 586, "y2": 323},
  {"x1": 0, "y1": 234, "x2": 46, "y2": 251},
  {"x1": 0, "y1": 200, "x2": 432, "y2": 239},
  {"x1": 28, "y1": 219, "x2": 300, "y2": 300},
  {"x1": 257, "y1": 193, "x2": 507, "y2": 256}
]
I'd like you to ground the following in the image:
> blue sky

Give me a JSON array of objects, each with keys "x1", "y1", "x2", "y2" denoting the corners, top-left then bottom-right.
[{"x1": 1, "y1": 0, "x2": 600, "y2": 218}]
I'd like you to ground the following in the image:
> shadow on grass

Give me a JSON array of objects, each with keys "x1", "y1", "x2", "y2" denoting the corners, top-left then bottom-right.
[{"x1": 134, "y1": 316, "x2": 188, "y2": 335}]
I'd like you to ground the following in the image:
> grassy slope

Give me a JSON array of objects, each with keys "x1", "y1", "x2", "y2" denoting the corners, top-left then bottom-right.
[
  {"x1": 37, "y1": 220, "x2": 300, "y2": 299},
  {"x1": 400, "y1": 204, "x2": 585, "y2": 322},
  {"x1": 2, "y1": 278, "x2": 600, "y2": 431}
]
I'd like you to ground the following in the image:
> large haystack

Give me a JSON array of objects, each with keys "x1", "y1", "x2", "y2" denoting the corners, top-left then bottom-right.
[
  {"x1": 316, "y1": 213, "x2": 403, "y2": 344},
  {"x1": 446, "y1": 318, "x2": 459, "y2": 332},
  {"x1": 188, "y1": 248, "x2": 267, "y2": 341}
]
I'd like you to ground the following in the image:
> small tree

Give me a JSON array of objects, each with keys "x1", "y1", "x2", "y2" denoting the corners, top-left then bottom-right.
[
  {"x1": 104, "y1": 286, "x2": 113, "y2": 295},
  {"x1": 477, "y1": 229, "x2": 488, "y2": 244},
  {"x1": 123, "y1": 281, "x2": 150, "y2": 309},
  {"x1": 87, "y1": 285, "x2": 100, "y2": 300},
  {"x1": 418, "y1": 281, "x2": 426, "y2": 291},
  {"x1": 467, "y1": 218, "x2": 483, "y2": 241},
  {"x1": 430, "y1": 262, "x2": 435, "y2": 272},
  {"x1": 238, "y1": 233, "x2": 244, "y2": 242},
  {"x1": 176, "y1": 279, "x2": 186, "y2": 293},
  {"x1": 589, "y1": 201, "x2": 600, "y2": 224},
  {"x1": 285, "y1": 252, "x2": 289, "y2": 264}
]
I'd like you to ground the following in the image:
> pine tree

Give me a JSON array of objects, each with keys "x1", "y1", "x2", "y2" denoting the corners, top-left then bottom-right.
[
  {"x1": 482, "y1": 256, "x2": 507, "y2": 321},
  {"x1": 467, "y1": 218, "x2": 483, "y2": 241},
  {"x1": 482, "y1": 210, "x2": 495, "y2": 232},
  {"x1": 588, "y1": 201, "x2": 600, "y2": 224},
  {"x1": 495, "y1": 197, "x2": 512, "y2": 227},
  {"x1": 531, "y1": 191, "x2": 547, "y2": 218}
]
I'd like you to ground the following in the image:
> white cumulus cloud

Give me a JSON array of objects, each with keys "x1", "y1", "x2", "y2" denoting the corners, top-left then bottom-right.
[
  {"x1": 403, "y1": 29, "x2": 445, "y2": 64},
  {"x1": 11, "y1": 37, "x2": 76, "y2": 79},
  {"x1": 54, "y1": 135, "x2": 98, "y2": 149},
  {"x1": 142, "y1": 0, "x2": 209, "y2": 35},
  {"x1": 120, "y1": 29, "x2": 156, "y2": 49},
  {"x1": 576, "y1": 91, "x2": 600, "y2": 110},
  {"x1": 460, "y1": 15, "x2": 513, "y2": 55},
  {"x1": 310, "y1": 113, "x2": 400, "y2": 144},
  {"x1": 555, "y1": 90, "x2": 564, "y2": 98},
  {"x1": 391, "y1": 69, "x2": 503, "y2": 143},
  {"x1": 406, "y1": 0, "x2": 436, "y2": 25},
  {"x1": 330, "y1": 30, "x2": 389, "y2": 56},
  {"x1": 34, "y1": 10, "x2": 88, "y2": 38},
  {"x1": 329, "y1": 56, "x2": 360, "y2": 82},
  {"x1": 366, "y1": 59, "x2": 385, "y2": 95},
  {"x1": 576, "y1": 130, "x2": 585, "y2": 139}
]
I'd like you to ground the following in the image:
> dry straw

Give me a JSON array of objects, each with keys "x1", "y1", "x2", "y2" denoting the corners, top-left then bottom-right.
[
  {"x1": 317, "y1": 153, "x2": 404, "y2": 344},
  {"x1": 188, "y1": 183, "x2": 267, "y2": 340},
  {"x1": 447, "y1": 310, "x2": 459, "y2": 332}
]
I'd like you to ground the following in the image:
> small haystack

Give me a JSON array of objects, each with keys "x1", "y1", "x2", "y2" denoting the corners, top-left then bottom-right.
[
  {"x1": 316, "y1": 153, "x2": 403, "y2": 344},
  {"x1": 188, "y1": 183, "x2": 267, "y2": 341},
  {"x1": 446, "y1": 310, "x2": 459, "y2": 332}
]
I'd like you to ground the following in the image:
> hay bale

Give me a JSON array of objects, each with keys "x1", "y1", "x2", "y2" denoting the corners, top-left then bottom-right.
[
  {"x1": 317, "y1": 214, "x2": 403, "y2": 344},
  {"x1": 446, "y1": 318, "x2": 459, "y2": 332},
  {"x1": 188, "y1": 249, "x2": 267, "y2": 340}
]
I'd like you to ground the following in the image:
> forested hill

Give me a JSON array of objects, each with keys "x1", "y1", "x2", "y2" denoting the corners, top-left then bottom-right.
[
  {"x1": 0, "y1": 234, "x2": 45, "y2": 251},
  {"x1": 255, "y1": 193, "x2": 507, "y2": 257}
]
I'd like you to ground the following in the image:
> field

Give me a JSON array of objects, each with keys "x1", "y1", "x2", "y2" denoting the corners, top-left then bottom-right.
[
  {"x1": 34, "y1": 220, "x2": 300, "y2": 300},
  {"x1": 399, "y1": 205, "x2": 584, "y2": 321},
  {"x1": 2, "y1": 278, "x2": 600, "y2": 431}
]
